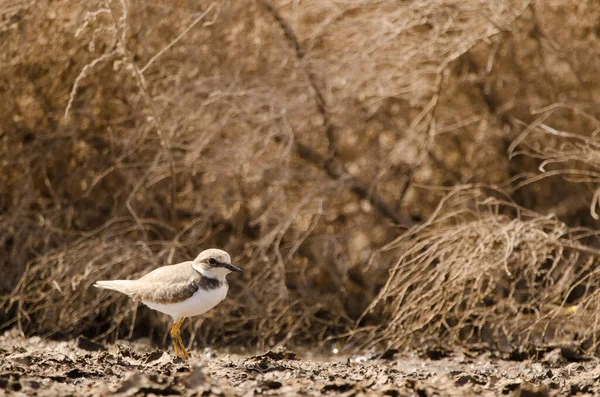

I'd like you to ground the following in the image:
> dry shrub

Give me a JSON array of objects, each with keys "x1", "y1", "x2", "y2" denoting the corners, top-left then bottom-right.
[
  {"x1": 0, "y1": 0, "x2": 366, "y2": 348},
  {"x1": 4, "y1": 237, "x2": 159, "y2": 339},
  {"x1": 361, "y1": 187, "x2": 600, "y2": 351},
  {"x1": 509, "y1": 104, "x2": 600, "y2": 225},
  {"x1": 2, "y1": 0, "x2": 600, "y2": 352}
]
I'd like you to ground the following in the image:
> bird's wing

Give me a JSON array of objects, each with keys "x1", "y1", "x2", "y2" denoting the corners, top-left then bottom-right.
[
  {"x1": 128, "y1": 261, "x2": 200, "y2": 304},
  {"x1": 137, "y1": 261, "x2": 194, "y2": 283}
]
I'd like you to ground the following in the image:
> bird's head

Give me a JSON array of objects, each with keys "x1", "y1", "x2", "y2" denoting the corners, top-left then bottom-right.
[{"x1": 192, "y1": 248, "x2": 242, "y2": 279}]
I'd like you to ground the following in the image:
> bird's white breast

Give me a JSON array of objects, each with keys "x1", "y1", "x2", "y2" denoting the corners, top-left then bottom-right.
[{"x1": 143, "y1": 283, "x2": 228, "y2": 320}]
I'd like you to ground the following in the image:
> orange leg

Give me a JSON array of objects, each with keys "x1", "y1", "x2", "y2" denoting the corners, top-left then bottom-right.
[
  {"x1": 170, "y1": 322, "x2": 180, "y2": 357},
  {"x1": 170, "y1": 318, "x2": 188, "y2": 359}
]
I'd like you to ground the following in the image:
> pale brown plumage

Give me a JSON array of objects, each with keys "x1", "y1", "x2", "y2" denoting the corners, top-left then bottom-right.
[
  {"x1": 128, "y1": 262, "x2": 223, "y2": 304},
  {"x1": 94, "y1": 248, "x2": 241, "y2": 359}
]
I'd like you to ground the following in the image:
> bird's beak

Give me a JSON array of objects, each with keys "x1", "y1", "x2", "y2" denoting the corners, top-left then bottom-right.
[{"x1": 225, "y1": 263, "x2": 243, "y2": 273}]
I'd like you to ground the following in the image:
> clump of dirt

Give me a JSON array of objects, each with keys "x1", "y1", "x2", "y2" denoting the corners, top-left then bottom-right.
[{"x1": 1, "y1": 330, "x2": 600, "y2": 396}]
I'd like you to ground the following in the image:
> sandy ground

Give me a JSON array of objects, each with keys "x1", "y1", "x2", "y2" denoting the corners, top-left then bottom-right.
[{"x1": 0, "y1": 330, "x2": 598, "y2": 396}]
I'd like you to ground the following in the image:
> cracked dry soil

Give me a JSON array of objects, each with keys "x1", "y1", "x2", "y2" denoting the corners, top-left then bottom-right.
[{"x1": 1, "y1": 331, "x2": 599, "y2": 396}]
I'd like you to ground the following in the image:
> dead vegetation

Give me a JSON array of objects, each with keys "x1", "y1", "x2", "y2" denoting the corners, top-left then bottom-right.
[
  {"x1": 360, "y1": 188, "x2": 600, "y2": 352},
  {"x1": 2, "y1": 0, "x2": 600, "y2": 354}
]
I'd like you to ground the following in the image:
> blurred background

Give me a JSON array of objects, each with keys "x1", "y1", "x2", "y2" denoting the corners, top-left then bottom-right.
[{"x1": 2, "y1": 0, "x2": 600, "y2": 354}]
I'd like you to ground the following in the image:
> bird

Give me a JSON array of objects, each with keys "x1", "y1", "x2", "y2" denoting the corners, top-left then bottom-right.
[{"x1": 94, "y1": 248, "x2": 242, "y2": 359}]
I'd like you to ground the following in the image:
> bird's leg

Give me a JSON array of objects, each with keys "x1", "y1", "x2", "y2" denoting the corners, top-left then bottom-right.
[
  {"x1": 170, "y1": 322, "x2": 181, "y2": 357},
  {"x1": 173, "y1": 317, "x2": 188, "y2": 359}
]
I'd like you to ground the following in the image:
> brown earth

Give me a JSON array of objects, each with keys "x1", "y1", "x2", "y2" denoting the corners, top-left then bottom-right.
[{"x1": 1, "y1": 330, "x2": 598, "y2": 397}]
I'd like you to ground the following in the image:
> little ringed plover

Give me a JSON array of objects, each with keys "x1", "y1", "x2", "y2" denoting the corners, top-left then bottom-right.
[{"x1": 94, "y1": 248, "x2": 242, "y2": 359}]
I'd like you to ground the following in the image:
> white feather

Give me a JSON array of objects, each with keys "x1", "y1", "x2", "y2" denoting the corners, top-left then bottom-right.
[
  {"x1": 143, "y1": 283, "x2": 229, "y2": 321},
  {"x1": 93, "y1": 280, "x2": 135, "y2": 294}
]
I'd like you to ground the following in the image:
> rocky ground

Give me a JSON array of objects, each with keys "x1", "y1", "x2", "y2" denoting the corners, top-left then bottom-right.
[{"x1": 0, "y1": 330, "x2": 599, "y2": 396}]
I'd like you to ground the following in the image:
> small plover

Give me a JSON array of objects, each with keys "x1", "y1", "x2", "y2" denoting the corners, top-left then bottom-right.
[{"x1": 94, "y1": 248, "x2": 242, "y2": 359}]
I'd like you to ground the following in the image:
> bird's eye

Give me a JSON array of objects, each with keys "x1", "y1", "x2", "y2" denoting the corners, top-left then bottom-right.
[{"x1": 208, "y1": 258, "x2": 217, "y2": 265}]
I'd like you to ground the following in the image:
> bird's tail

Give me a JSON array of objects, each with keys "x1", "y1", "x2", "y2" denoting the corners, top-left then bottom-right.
[{"x1": 93, "y1": 280, "x2": 135, "y2": 295}]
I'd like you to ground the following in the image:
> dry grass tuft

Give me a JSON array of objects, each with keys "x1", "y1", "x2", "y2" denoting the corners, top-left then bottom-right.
[{"x1": 361, "y1": 187, "x2": 600, "y2": 352}]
